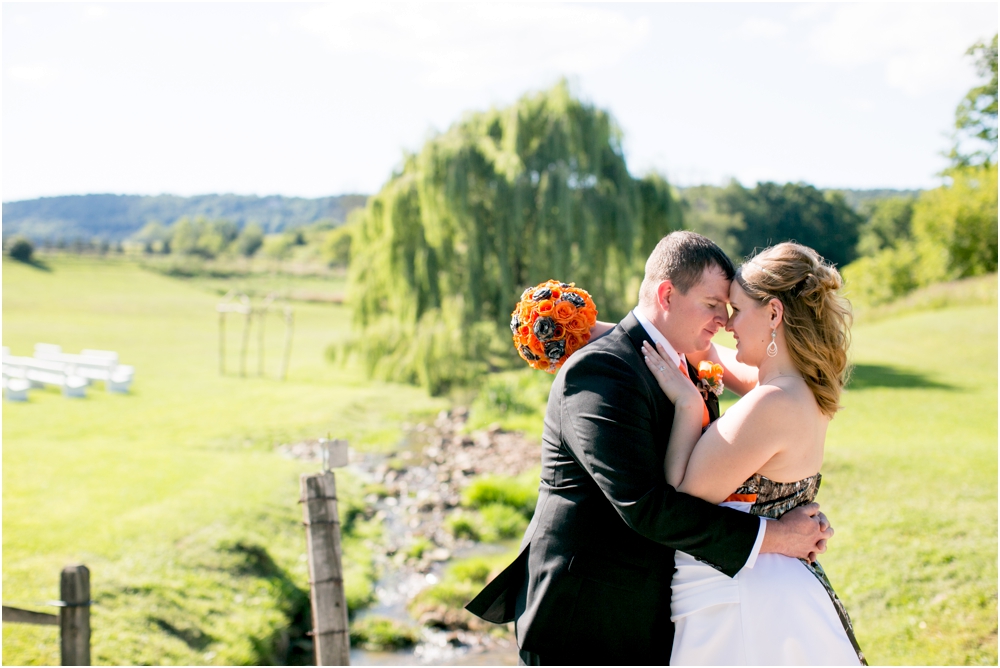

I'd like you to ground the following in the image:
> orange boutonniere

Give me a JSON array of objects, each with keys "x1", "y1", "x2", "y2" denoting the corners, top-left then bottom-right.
[
  {"x1": 511, "y1": 280, "x2": 598, "y2": 373},
  {"x1": 697, "y1": 361, "x2": 725, "y2": 397}
]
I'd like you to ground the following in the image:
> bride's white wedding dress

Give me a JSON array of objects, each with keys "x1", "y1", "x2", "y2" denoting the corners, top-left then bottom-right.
[{"x1": 671, "y1": 473, "x2": 866, "y2": 666}]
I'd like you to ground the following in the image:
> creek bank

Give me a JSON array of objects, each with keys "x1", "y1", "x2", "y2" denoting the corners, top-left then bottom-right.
[{"x1": 279, "y1": 408, "x2": 539, "y2": 663}]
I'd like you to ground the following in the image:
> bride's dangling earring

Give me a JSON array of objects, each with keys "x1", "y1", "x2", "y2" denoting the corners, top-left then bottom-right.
[{"x1": 767, "y1": 329, "x2": 778, "y2": 358}]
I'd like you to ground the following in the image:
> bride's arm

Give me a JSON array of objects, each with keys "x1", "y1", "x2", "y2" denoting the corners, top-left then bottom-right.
[
  {"x1": 641, "y1": 342, "x2": 708, "y2": 487},
  {"x1": 589, "y1": 320, "x2": 616, "y2": 340},
  {"x1": 643, "y1": 341, "x2": 783, "y2": 501},
  {"x1": 677, "y1": 388, "x2": 788, "y2": 503},
  {"x1": 645, "y1": 341, "x2": 833, "y2": 560},
  {"x1": 687, "y1": 342, "x2": 758, "y2": 397}
]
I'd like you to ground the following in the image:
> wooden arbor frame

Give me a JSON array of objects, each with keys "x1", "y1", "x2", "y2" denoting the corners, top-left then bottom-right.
[{"x1": 216, "y1": 291, "x2": 294, "y2": 380}]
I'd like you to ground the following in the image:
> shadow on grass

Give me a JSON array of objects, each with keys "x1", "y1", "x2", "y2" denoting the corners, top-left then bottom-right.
[
  {"x1": 221, "y1": 541, "x2": 314, "y2": 665},
  {"x1": 151, "y1": 618, "x2": 215, "y2": 651},
  {"x1": 13, "y1": 257, "x2": 53, "y2": 272},
  {"x1": 848, "y1": 364, "x2": 955, "y2": 391}
]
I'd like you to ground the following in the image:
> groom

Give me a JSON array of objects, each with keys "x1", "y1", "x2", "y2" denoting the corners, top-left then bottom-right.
[{"x1": 466, "y1": 231, "x2": 833, "y2": 665}]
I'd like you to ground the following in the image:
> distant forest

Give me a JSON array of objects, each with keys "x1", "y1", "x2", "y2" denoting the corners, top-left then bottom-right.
[
  {"x1": 2, "y1": 189, "x2": 919, "y2": 245},
  {"x1": 1, "y1": 193, "x2": 368, "y2": 242}
]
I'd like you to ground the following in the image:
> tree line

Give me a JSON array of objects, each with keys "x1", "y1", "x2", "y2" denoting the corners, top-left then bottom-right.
[
  {"x1": 1, "y1": 193, "x2": 366, "y2": 243},
  {"x1": 843, "y1": 34, "x2": 996, "y2": 305},
  {"x1": 343, "y1": 34, "x2": 997, "y2": 393}
]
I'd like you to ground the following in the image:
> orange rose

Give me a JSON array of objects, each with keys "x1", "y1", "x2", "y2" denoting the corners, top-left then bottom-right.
[
  {"x1": 566, "y1": 315, "x2": 589, "y2": 333},
  {"x1": 553, "y1": 300, "x2": 576, "y2": 323},
  {"x1": 550, "y1": 288, "x2": 562, "y2": 300},
  {"x1": 698, "y1": 361, "x2": 724, "y2": 381},
  {"x1": 537, "y1": 300, "x2": 554, "y2": 316}
]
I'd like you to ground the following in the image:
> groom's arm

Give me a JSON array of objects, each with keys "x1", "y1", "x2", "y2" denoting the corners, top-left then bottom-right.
[{"x1": 561, "y1": 348, "x2": 759, "y2": 577}]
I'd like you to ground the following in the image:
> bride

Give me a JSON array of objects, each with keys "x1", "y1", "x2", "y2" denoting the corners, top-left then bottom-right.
[{"x1": 640, "y1": 242, "x2": 866, "y2": 665}]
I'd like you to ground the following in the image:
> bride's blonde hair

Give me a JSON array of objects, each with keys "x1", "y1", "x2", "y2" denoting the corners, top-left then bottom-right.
[{"x1": 737, "y1": 243, "x2": 853, "y2": 418}]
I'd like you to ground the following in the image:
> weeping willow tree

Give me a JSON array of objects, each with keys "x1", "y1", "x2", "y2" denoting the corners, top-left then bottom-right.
[{"x1": 345, "y1": 81, "x2": 682, "y2": 393}]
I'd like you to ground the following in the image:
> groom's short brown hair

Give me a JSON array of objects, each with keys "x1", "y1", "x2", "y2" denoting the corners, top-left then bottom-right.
[{"x1": 638, "y1": 231, "x2": 736, "y2": 307}]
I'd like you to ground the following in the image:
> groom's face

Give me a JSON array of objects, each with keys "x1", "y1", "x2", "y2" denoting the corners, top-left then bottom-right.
[{"x1": 661, "y1": 265, "x2": 732, "y2": 354}]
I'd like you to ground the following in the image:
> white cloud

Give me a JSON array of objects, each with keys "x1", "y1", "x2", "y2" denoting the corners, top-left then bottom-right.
[
  {"x1": 807, "y1": 3, "x2": 995, "y2": 96},
  {"x1": 7, "y1": 64, "x2": 57, "y2": 83},
  {"x1": 294, "y1": 3, "x2": 650, "y2": 89},
  {"x1": 736, "y1": 18, "x2": 787, "y2": 39},
  {"x1": 845, "y1": 98, "x2": 874, "y2": 113}
]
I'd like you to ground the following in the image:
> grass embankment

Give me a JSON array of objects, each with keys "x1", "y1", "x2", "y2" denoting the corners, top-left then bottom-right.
[
  {"x1": 469, "y1": 276, "x2": 998, "y2": 666},
  {"x1": 2, "y1": 255, "x2": 445, "y2": 665}
]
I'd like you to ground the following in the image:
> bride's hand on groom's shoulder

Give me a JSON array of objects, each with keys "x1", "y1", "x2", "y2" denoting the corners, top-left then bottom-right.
[{"x1": 762, "y1": 502, "x2": 835, "y2": 563}]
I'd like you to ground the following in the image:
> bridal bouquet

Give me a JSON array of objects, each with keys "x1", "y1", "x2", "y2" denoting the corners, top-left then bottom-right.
[{"x1": 510, "y1": 280, "x2": 598, "y2": 373}]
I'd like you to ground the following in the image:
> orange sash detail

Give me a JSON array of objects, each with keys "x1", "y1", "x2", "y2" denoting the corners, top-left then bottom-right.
[{"x1": 723, "y1": 493, "x2": 758, "y2": 503}]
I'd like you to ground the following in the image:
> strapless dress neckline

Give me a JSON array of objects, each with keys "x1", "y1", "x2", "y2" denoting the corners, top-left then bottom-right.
[{"x1": 726, "y1": 472, "x2": 823, "y2": 520}]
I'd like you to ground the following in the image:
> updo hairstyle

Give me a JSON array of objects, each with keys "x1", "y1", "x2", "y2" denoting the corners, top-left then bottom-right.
[{"x1": 736, "y1": 243, "x2": 853, "y2": 418}]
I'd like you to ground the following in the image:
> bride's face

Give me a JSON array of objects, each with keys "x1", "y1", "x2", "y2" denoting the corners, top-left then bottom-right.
[{"x1": 725, "y1": 282, "x2": 771, "y2": 365}]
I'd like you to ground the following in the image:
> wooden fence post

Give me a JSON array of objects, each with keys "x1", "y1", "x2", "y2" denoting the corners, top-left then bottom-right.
[
  {"x1": 301, "y1": 439, "x2": 350, "y2": 666},
  {"x1": 60, "y1": 564, "x2": 90, "y2": 666}
]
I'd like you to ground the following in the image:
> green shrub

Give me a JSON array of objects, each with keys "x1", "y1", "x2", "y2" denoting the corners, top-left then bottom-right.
[
  {"x1": 405, "y1": 536, "x2": 434, "y2": 560},
  {"x1": 349, "y1": 615, "x2": 419, "y2": 651},
  {"x1": 445, "y1": 510, "x2": 481, "y2": 541},
  {"x1": 468, "y1": 370, "x2": 555, "y2": 433},
  {"x1": 446, "y1": 558, "x2": 493, "y2": 585},
  {"x1": 478, "y1": 503, "x2": 528, "y2": 540},
  {"x1": 7, "y1": 236, "x2": 34, "y2": 263},
  {"x1": 844, "y1": 164, "x2": 998, "y2": 307},
  {"x1": 461, "y1": 473, "x2": 538, "y2": 517},
  {"x1": 407, "y1": 552, "x2": 519, "y2": 630},
  {"x1": 234, "y1": 223, "x2": 264, "y2": 257},
  {"x1": 260, "y1": 234, "x2": 293, "y2": 260},
  {"x1": 843, "y1": 242, "x2": 920, "y2": 307},
  {"x1": 445, "y1": 503, "x2": 528, "y2": 543},
  {"x1": 322, "y1": 223, "x2": 354, "y2": 267}
]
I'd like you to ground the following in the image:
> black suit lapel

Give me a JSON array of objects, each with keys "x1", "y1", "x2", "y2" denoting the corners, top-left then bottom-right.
[
  {"x1": 620, "y1": 311, "x2": 651, "y2": 356},
  {"x1": 621, "y1": 310, "x2": 722, "y2": 423}
]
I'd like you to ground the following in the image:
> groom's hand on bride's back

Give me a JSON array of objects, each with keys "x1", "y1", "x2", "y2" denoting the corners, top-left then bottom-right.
[{"x1": 760, "y1": 502, "x2": 834, "y2": 563}]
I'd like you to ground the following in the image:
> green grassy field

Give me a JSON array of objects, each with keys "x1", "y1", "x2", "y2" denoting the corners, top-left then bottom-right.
[
  {"x1": 3, "y1": 256, "x2": 997, "y2": 665},
  {"x1": 819, "y1": 302, "x2": 997, "y2": 665},
  {"x1": 2, "y1": 255, "x2": 445, "y2": 665}
]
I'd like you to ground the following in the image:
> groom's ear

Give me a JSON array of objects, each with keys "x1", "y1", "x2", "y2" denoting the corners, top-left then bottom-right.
[{"x1": 657, "y1": 280, "x2": 675, "y2": 310}]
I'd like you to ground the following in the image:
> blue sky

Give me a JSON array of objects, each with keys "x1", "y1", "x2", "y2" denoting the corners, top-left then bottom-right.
[{"x1": 3, "y1": 2, "x2": 996, "y2": 202}]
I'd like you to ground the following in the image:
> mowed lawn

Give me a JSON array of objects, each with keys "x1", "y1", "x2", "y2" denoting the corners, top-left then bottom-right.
[
  {"x1": 2, "y1": 256, "x2": 445, "y2": 665},
  {"x1": 818, "y1": 302, "x2": 998, "y2": 665},
  {"x1": 3, "y1": 256, "x2": 996, "y2": 665}
]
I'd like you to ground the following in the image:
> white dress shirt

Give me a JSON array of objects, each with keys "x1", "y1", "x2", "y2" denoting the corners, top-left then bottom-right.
[{"x1": 632, "y1": 308, "x2": 766, "y2": 570}]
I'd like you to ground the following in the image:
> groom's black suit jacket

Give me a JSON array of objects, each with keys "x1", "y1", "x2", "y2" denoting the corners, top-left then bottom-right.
[{"x1": 466, "y1": 313, "x2": 762, "y2": 665}]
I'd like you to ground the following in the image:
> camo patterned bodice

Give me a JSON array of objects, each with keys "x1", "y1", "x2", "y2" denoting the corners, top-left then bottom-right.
[
  {"x1": 731, "y1": 472, "x2": 822, "y2": 519},
  {"x1": 727, "y1": 471, "x2": 867, "y2": 665}
]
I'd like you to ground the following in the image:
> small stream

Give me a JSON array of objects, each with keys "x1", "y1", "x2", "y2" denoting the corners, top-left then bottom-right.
[{"x1": 283, "y1": 409, "x2": 535, "y2": 665}]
